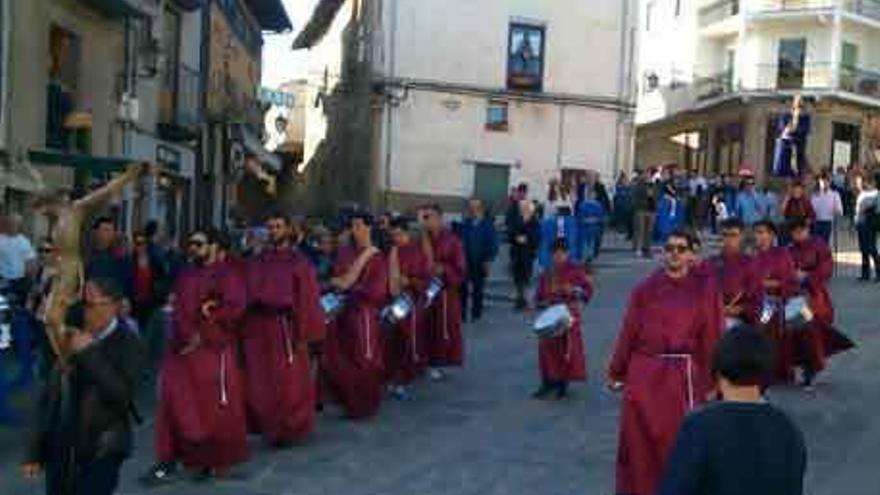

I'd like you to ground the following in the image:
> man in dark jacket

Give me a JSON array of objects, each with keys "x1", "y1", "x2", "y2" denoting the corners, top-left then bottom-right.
[
  {"x1": 460, "y1": 199, "x2": 498, "y2": 322},
  {"x1": 85, "y1": 217, "x2": 133, "y2": 300},
  {"x1": 23, "y1": 277, "x2": 144, "y2": 495}
]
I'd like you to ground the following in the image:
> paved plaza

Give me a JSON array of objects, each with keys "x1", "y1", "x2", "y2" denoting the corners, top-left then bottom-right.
[{"x1": 1, "y1": 247, "x2": 878, "y2": 495}]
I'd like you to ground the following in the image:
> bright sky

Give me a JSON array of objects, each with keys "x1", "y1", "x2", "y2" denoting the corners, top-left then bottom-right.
[{"x1": 261, "y1": 0, "x2": 319, "y2": 89}]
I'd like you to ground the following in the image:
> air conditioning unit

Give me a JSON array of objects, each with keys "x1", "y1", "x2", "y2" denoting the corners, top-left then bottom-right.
[{"x1": 119, "y1": 93, "x2": 140, "y2": 123}]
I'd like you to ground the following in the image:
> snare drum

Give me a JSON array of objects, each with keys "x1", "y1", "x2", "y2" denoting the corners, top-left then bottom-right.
[
  {"x1": 783, "y1": 296, "x2": 814, "y2": 330},
  {"x1": 724, "y1": 317, "x2": 743, "y2": 331},
  {"x1": 424, "y1": 277, "x2": 444, "y2": 308},
  {"x1": 759, "y1": 298, "x2": 778, "y2": 325},
  {"x1": 0, "y1": 293, "x2": 11, "y2": 351},
  {"x1": 320, "y1": 293, "x2": 348, "y2": 323},
  {"x1": 532, "y1": 304, "x2": 573, "y2": 339},
  {"x1": 380, "y1": 293, "x2": 415, "y2": 327}
]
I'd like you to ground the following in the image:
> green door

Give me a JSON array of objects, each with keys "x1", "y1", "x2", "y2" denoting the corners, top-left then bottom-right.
[{"x1": 473, "y1": 163, "x2": 510, "y2": 216}]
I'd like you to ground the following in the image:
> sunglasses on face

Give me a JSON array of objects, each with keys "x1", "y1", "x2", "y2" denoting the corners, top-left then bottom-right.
[
  {"x1": 188, "y1": 239, "x2": 206, "y2": 247},
  {"x1": 721, "y1": 231, "x2": 741, "y2": 238},
  {"x1": 664, "y1": 244, "x2": 690, "y2": 254},
  {"x1": 39, "y1": 247, "x2": 54, "y2": 253}
]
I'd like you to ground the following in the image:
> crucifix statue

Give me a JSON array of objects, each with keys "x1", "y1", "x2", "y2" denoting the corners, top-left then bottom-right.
[{"x1": 33, "y1": 162, "x2": 153, "y2": 365}]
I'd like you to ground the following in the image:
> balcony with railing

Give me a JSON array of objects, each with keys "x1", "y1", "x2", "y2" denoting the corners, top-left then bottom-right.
[
  {"x1": 699, "y1": 0, "x2": 741, "y2": 27},
  {"x1": 695, "y1": 70, "x2": 735, "y2": 99},
  {"x1": 842, "y1": 0, "x2": 880, "y2": 20},
  {"x1": 158, "y1": 64, "x2": 201, "y2": 141},
  {"x1": 693, "y1": 61, "x2": 880, "y2": 100}
]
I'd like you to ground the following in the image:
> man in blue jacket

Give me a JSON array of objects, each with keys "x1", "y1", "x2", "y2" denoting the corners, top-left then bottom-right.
[{"x1": 460, "y1": 199, "x2": 498, "y2": 322}]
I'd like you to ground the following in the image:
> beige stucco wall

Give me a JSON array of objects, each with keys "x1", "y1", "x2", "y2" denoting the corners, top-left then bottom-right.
[
  {"x1": 5, "y1": 0, "x2": 125, "y2": 189},
  {"x1": 391, "y1": 0, "x2": 631, "y2": 97},
  {"x1": 387, "y1": 90, "x2": 623, "y2": 202},
  {"x1": 380, "y1": 0, "x2": 636, "y2": 202}
]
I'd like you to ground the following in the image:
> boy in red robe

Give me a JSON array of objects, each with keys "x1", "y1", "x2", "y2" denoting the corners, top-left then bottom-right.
[
  {"x1": 323, "y1": 212, "x2": 389, "y2": 419},
  {"x1": 242, "y1": 213, "x2": 325, "y2": 447},
  {"x1": 533, "y1": 238, "x2": 593, "y2": 399},
  {"x1": 787, "y1": 218, "x2": 854, "y2": 389},
  {"x1": 144, "y1": 230, "x2": 248, "y2": 484},
  {"x1": 419, "y1": 204, "x2": 466, "y2": 381},
  {"x1": 607, "y1": 229, "x2": 722, "y2": 495},
  {"x1": 385, "y1": 217, "x2": 432, "y2": 399},
  {"x1": 710, "y1": 218, "x2": 761, "y2": 328},
  {"x1": 752, "y1": 220, "x2": 800, "y2": 384}
]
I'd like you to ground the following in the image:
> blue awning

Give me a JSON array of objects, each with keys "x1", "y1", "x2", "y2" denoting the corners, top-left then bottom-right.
[
  {"x1": 244, "y1": 0, "x2": 293, "y2": 32},
  {"x1": 171, "y1": 0, "x2": 205, "y2": 12},
  {"x1": 78, "y1": 0, "x2": 150, "y2": 18}
]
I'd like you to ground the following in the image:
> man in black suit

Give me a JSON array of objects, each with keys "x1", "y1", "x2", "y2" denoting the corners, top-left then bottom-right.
[{"x1": 22, "y1": 277, "x2": 144, "y2": 495}]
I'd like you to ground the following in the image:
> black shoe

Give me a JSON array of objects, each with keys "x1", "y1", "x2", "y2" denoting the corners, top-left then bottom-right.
[
  {"x1": 193, "y1": 468, "x2": 214, "y2": 483},
  {"x1": 532, "y1": 384, "x2": 554, "y2": 400},
  {"x1": 555, "y1": 382, "x2": 569, "y2": 399},
  {"x1": 514, "y1": 298, "x2": 527, "y2": 311},
  {"x1": 139, "y1": 462, "x2": 179, "y2": 486}
]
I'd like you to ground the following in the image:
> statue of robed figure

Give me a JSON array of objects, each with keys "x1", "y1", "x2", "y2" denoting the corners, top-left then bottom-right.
[{"x1": 772, "y1": 95, "x2": 811, "y2": 178}]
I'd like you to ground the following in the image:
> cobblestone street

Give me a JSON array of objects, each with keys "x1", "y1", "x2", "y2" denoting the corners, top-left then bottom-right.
[{"x1": 2, "y1": 247, "x2": 878, "y2": 495}]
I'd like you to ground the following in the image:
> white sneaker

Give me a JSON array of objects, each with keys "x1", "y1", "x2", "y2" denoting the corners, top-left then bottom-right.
[{"x1": 428, "y1": 368, "x2": 445, "y2": 381}]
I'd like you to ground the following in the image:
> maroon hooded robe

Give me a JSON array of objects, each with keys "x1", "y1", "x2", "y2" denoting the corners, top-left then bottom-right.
[
  {"x1": 789, "y1": 237, "x2": 854, "y2": 366},
  {"x1": 708, "y1": 251, "x2": 762, "y2": 327},
  {"x1": 753, "y1": 246, "x2": 801, "y2": 383},
  {"x1": 425, "y1": 229, "x2": 466, "y2": 366},
  {"x1": 534, "y1": 261, "x2": 593, "y2": 382},
  {"x1": 384, "y1": 243, "x2": 432, "y2": 385},
  {"x1": 154, "y1": 261, "x2": 249, "y2": 470},
  {"x1": 608, "y1": 269, "x2": 722, "y2": 495},
  {"x1": 242, "y1": 247, "x2": 325, "y2": 445},
  {"x1": 322, "y1": 248, "x2": 389, "y2": 419}
]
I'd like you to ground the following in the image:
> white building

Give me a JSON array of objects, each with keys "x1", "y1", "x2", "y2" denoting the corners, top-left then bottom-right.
[
  {"x1": 291, "y1": 0, "x2": 638, "y2": 215},
  {"x1": 636, "y1": 0, "x2": 880, "y2": 181}
]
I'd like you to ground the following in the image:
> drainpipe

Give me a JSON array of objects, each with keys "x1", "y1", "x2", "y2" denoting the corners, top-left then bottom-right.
[
  {"x1": 383, "y1": 0, "x2": 398, "y2": 209},
  {"x1": 613, "y1": 0, "x2": 631, "y2": 181},
  {"x1": 556, "y1": 104, "x2": 566, "y2": 173}
]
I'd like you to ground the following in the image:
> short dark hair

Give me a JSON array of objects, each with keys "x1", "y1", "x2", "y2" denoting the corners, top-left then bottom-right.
[
  {"x1": 389, "y1": 216, "x2": 410, "y2": 231},
  {"x1": 668, "y1": 229, "x2": 694, "y2": 250},
  {"x1": 711, "y1": 326, "x2": 774, "y2": 386},
  {"x1": 753, "y1": 220, "x2": 778, "y2": 236},
  {"x1": 786, "y1": 217, "x2": 810, "y2": 233},
  {"x1": 92, "y1": 216, "x2": 115, "y2": 230},
  {"x1": 144, "y1": 220, "x2": 159, "y2": 238},
  {"x1": 214, "y1": 230, "x2": 234, "y2": 251},
  {"x1": 265, "y1": 210, "x2": 290, "y2": 224},
  {"x1": 349, "y1": 211, "x2": 373, "y2": 227},
  {"x1": 422, "y1": 203, "x2": 443, "y2": 215},
  {"x1": 86, "y1": 277, "x2": 125, "y2": 303},
  {"x1": 552, "y1": 237, "x2": 569, "y2": 253},
  {"x1": 720, "y1": 218, "x2": 745, "y2": 232}
]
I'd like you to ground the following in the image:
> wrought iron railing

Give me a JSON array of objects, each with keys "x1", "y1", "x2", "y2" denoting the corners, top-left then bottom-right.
[
  {"x1": 698, "y1": 0, "x2": 741, "y2": 26},
  {"x1": 842, "y1": 0, "x2": 880, "y2": 20},
  {"x1": 695, "y1": 70, "x2": 734, "y2": 99}
]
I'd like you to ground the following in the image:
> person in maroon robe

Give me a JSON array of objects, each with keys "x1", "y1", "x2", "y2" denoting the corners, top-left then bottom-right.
[
  {"x1": 385, "y1": 217, "x2": 432, "y2": 399},
  {"x1": 752, "y1": 220, "x2": 800, "y2": 384},
  {"x1": 242, "y1": 213, "x2": 325, "y2": 446},
  {"x1": 143, "y1": 230, "x2": 248, "y2": 484},
  {"x1": 533, "y1": 238, "x2": 593, "y2": 399},
  {"x1": 607, "y1": 229, "x2": 723, "y2": 495},
  {"x1": 419, "y1": 204, "x2": 466, "y2": 381},
  {"x1": 322, "y1": 212, "x2": 389, "y2": 419},
  {"x1": 710, "y1": 218, "x2": 761, "y2": 329},
  {"x1": 787, "y1": 218, "x2": 854, "y2": 389}
]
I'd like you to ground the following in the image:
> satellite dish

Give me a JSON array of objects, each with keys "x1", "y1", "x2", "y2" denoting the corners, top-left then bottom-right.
[{"x1": 264, "y1": 105, "x2": 290, "y2": 152}]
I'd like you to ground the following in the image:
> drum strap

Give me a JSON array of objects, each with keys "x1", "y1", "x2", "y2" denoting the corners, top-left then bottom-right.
[
  {"x1": 280, "y1": 315, "x2": 294, "y2": 365},
  {"x1": 219, "y1": 350, "x2": 229, "y2": 407},
  {"x1": 411, "y1": 311, "x2": 419, "y2": 361},
  {"x1": 442, "y1": 291, "x2": 449, "y2": 342},
  {"x1": 363, "y1": 309, "x2": 373, "y2": 361},
  {"x1": 659, "y1": 353, "x2": 695, "y2": 411}
]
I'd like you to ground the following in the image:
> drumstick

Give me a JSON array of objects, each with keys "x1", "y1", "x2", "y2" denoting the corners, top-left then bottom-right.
[{"x1": 724, "y1": 291, "x2": 743, "y2": 312}]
